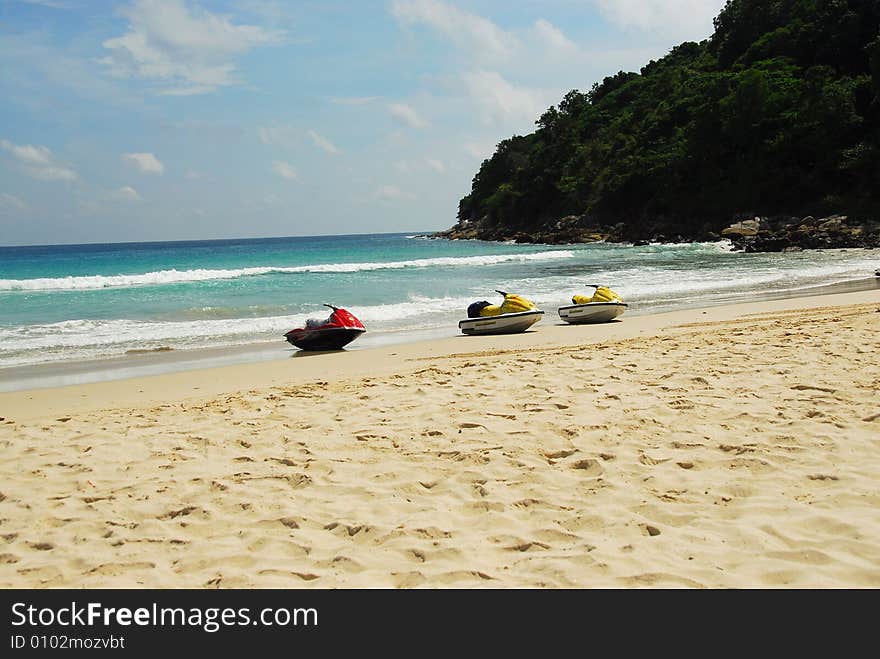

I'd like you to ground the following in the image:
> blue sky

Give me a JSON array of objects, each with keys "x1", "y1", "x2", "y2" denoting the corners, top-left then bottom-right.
[{"x1": 0, "y1": 0, "x2": 727, "y2": 245}]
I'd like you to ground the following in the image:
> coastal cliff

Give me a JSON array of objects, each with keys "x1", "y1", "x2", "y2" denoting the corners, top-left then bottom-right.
[{"x1": 436, "y1": 0, "x2": 880, "y2": 251}]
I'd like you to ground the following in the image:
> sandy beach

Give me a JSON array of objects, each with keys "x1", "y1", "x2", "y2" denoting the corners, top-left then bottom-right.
[{"x1": 1, "y1": 289, "x2": 879, "y2": 588}]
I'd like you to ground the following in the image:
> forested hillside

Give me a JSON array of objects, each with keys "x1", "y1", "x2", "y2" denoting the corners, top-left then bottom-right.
[{"x1": 444, "y1": 0, "x2": 880, "y2": 248}]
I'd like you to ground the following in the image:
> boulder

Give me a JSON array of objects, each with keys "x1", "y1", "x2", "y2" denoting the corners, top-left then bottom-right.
[
  {"x1": 817, "y1": 216, "x2": 845, "y2": 232},
  {"x1": 553, "y1": 215, "x2": 580, "y2": 230},
  {"x1": 721, "y1": 217, "x2": 761, "y2": 237}
]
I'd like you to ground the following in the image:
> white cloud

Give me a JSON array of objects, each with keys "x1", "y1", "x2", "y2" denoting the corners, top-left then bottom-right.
[
  {"x1": 22, "y1": 0, "x2": 74, "y2": 8},
  {"x1": 389, "y1": 103, "x2": 428, "y2": 129},
  {"x1": 460, "y1": 71, "x2": 550, "y2": 126},
  {"x1": 261, "y1": 126, "x2": 342, "y2": 154},
  {"x1": 157, "y1": 85, "x2": 217, "y2": 97},
  {"x1": 185, "y1": 169, "x2": 203, "y2": 179},
  {"x1": 272, "y1": 160, "x2": 299, "y2": 180},
  {"x1": 390, "y1": 0, "x2": 514, "y2": 61},
  {"x1": 533, "y1": 19, "x2": 577, "y2": 55},
  {"x1": 463, "y1": 141, "x2": 496, "y2": 160},
  {"x1": 591, "y1": 0, "x2": 725, "y2": 41},
  {"x1": 0, "y1": 138, "x2": 77, "y2": 181},
  {"x1": 385, "y1": 3, "x2": 605, "y2": 134},
  {"x1": 390, "y1": 3, "x2": 585, "y2": 64},
  {"x1": 1, "y1": 141, "x2": 52, "y2": 165},
  {"x1": 426, "y1": 158, "x2": 445, "y2": 173},
  {"x1": 307, "y1": 129, "x2": 341, "y2": 155},
  {"x1": 395, "y1": 158, "x2": 445, "y2": 174},
  {"x1": 113, "y1": 185, "x2": 142, "y2": 201},
  {"x1": 258, "y1": 124, "x2": 299, "y2": 148},
  {"x1": 0, "y1": 192, "x2": 27, "y2": 210},
  {"x1": 330, "y1": 96, "x2": 380, "y2": 105},
  {"x1": 100, "y1": 0, "x2": 281, "y2": 95},
  {"x1": 375, "y1": 185, "x2": 415, "y2": 201},
  {"x1": 122, "y1": 151, "x2": 164, "y2": 174},
  {"x1": 386, "y1": 2, "x2": 708, "y2": 134}
]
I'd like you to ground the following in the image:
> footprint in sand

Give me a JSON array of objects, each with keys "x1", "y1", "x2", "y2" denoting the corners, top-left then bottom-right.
[
  {"x1": 28, "y1": 542, "x2": 54, "y2": 551},
  {"x1": 268, "y1": 457, "x2": 297, "y2": 467},
  {"x1": 256, "y1": 569, "x2": 320, "y2": 581},
  {"x1": 571, "y1": 459, "x2": 603, "y2": 476},
  {"x1": 405, "y1": 549, "x2": 427, "y2": 563},
  {"x1": 392, "y1": 571, "x2": 427, "y2": 588},
  {"x1": 86, "y1": 562, "x2": 156, "y2": 576},
  {"x1": 457, "y1": 422, "x2": 487, "y2": 433},
  {"x1": 544, "y1": 449, "x2": 578, "y2": 460},
  {"x1": 505, "y1": 540, "x2": 551, "y2": 552},
  {"x1": 158, "y1": 506, "x2": 199, "y2": 520}
]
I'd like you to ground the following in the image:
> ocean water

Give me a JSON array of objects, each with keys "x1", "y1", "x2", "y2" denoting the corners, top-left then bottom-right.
[{"x1": 0, "y1": 232, "x2": 877, "y2": 378}]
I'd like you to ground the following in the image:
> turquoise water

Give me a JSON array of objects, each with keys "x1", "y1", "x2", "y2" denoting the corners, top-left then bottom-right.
[{"x1": 0, "y1": 232, "x2": 877, "y2": 371}]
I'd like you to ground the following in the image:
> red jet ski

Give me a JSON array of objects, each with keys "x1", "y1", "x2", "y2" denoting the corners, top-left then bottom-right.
[{"x1": 284, "y1": 304, "x2": 366, "y2": 351}]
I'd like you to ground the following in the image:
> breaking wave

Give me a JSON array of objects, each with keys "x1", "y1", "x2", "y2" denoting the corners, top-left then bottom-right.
[{"x1": 0, "y1": 250, "x2": 575, "y2": 292}]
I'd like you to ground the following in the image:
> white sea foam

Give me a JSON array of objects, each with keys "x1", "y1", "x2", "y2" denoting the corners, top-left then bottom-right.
[
  {"x1": 0, "y1": 250, "x2": 575, "y2": 292},
  {"x1": 0, "y1": 294, "x2": 482, "y2": 366},
  {"x1": 510, "y1": 254, "x2": 877, "y2": 315},
  {"x1": 530, "y1": 260, "x2": 874, "y2": 300},
  {"x1": 1, "y1": 243, "x2": 876, "y2": 370}
]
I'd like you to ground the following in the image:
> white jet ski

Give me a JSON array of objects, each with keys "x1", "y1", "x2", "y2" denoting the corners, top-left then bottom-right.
[
  {"x1": 459, "y1": 309, "x2": 545, "y2": 335},
  {"x1": 557, "y1": 302, "x2": 627, "y2": 324},
  {"x1": 459, "y1": 290, "x2": 544, "y2": 335},
  {"x1": 557, "y1": 285, "x2": 627, "y2": 324}
]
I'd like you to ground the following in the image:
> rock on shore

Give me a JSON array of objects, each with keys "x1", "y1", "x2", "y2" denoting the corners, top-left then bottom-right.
[
  {"x1": 430, "y1": 212, "x2": 880, "y2": 252},
  {"x1": 720, "y1": 215, "x2": 880, "y2": 252}
]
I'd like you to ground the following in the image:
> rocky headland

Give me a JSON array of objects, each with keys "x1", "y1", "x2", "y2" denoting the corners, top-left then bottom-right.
[
  {"x1": 435, "y1": 2, "x2": 880, "y2": 256},
  {"x1": 431, "y1": 213, "x2": 880, "y2": 253}
]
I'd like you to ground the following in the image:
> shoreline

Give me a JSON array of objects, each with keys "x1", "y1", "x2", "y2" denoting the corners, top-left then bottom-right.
[
  {"x1": 1, "y1": 288, "x2": 878, "y2": 587},
  {"x1": 2, "y1": 274, "x2": 878, "y2": 394},
  {"x1": 2, "y1": 286, "x2": 878, "y2": 421}
]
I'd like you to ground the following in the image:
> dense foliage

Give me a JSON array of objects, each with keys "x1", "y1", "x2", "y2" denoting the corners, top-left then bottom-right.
[{"x1": 456, "y1": 0, "x2": 880, "y2": 239}]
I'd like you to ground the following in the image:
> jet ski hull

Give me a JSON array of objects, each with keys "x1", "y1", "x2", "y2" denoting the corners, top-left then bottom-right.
[
  {"x1": 459, "y1": 310, "x2": 544, "y2": 335},
  {"x1": 557, "y1": 302, "x2": 627, "y2": 324},
  {"x1": 284, "y1": 327, "x2": 365, "y2": 351}
]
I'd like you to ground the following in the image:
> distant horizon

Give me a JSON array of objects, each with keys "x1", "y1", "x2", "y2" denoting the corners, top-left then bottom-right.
[
  {"x1": 1, "y1": 1, "x2": 727, "y2": 245},
  {"x1": 0, "y1": 227, "x2": 444, "y2": 250}
]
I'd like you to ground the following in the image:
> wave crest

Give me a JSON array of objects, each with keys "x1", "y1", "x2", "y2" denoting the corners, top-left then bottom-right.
[{"x1": 0, "y1": 250, "x2": 574, "y2": 292}]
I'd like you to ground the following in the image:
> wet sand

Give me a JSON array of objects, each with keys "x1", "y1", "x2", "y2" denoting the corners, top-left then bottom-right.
[{"x1": 3, "y1": 275, "x2": 877, "y2": 394}]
